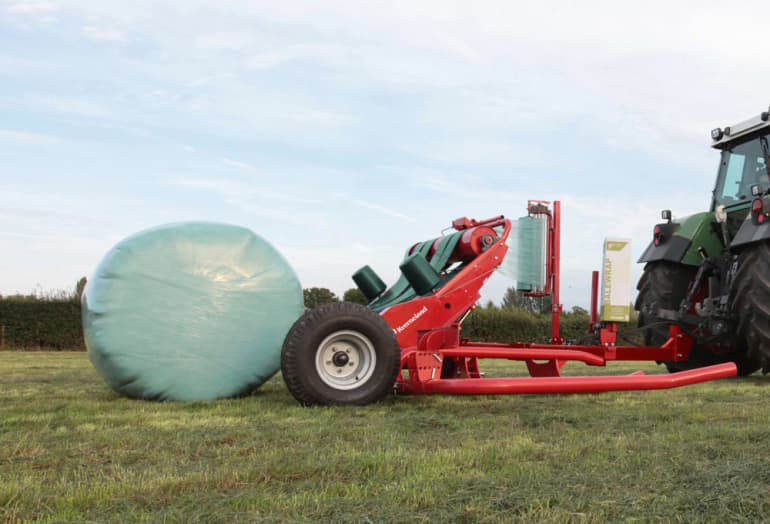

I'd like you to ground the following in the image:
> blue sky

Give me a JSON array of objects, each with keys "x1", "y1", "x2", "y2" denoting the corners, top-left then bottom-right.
[{"x1": 1, "y1": 0, "x2": 767, "y2": 307}]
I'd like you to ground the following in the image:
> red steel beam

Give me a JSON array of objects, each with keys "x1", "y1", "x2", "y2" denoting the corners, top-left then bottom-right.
[
  {"x1": 551, "y1": 200, "x2": 563, "y2": 343},
  {"x1": 408, "y1": 362, "x2": 737, "y2": 395},
  {"x1": 450, "y1": 342, "x2": 682, "y2": 362},
  {"x1": 590, "y1": 270, "x2": 599, "y2": 325},
  {"x1": 438, "y1": 348, "x2": 606, "y2": 366}
]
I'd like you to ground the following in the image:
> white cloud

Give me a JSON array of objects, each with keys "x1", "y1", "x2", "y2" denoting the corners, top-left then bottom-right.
[
  {"x1": 221, "y1": 157, "x2": 259, "y2": 172},
  {"x1": 82, "y1": 25, "x2": 127, "y2": 42},
  {"x1": 7, "y1": 0, "x2": 57, "y2": 14},
  {"x1": 351, "y1": 199, "x2": 416, "y2": 223},
  {"x1": 165, "y1": 174, "x2": 324, "y2": 205},
  {"x1": 0, "y1": 129, "x2": 60, "y2": 145},
  {"x1": 10, "y1": 95, "x2": 110, "y2": 118},
  {"x1": 244, "y1": 43, "x2": 353, "y2": 70},
  {"x1": 166, "y1": 176, "x2": 250, "y2": 195},
  {"x1": 196, "y1": 32, "x2": 254, "y2": 51},
  {"x1": 401, "y1": 139, "x2": 547, "y2": 169},
  {"x1": 412, "y1": 174, "x2": 458, "y2": 194}
]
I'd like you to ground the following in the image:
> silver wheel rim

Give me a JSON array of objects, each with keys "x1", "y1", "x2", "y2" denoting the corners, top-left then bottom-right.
[{"x1": 315, "y1": 330, "x2": 377, "y2": 390}]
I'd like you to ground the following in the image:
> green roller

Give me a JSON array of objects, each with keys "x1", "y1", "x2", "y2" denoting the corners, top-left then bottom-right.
[
  {"x1": 365, "y1": 232, "x2": 464, "y2": 312},
  {"x1": 82, "y1": 222, "x2": 304, "y2": 401},
  {"x1": 399, "y1": 253, "x2": 441, "y2": 296},
  {"x1": 352, "y1": 265, "x2": 387, "y2": 301}
]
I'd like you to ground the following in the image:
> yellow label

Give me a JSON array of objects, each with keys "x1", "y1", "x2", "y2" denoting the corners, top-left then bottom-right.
[
  {"x1": 600, "y1": 238, "x2": 632, "y2": 323},
  {"x1": 605, "y1": 241, "x2": 629, "y2": 252},
  {"x1": 602, "y1": 305, "x2": 631, "y2": 322}
]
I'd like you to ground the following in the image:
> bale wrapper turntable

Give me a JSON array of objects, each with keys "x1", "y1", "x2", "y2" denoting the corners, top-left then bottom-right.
[{"x1": 280, "y1": 201, "x2": 736, "y2": 406}]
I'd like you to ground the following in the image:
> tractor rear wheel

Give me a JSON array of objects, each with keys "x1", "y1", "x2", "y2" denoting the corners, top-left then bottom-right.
[
  {"x1": 732, "y1": 241, "x2": 770, "y2": 374},
  {"x1": 635, "y1": 262, "x2": 744, "y2": 373},
  {"x1": 281, "y1": 302, "x2": 401, "y2": 406}
]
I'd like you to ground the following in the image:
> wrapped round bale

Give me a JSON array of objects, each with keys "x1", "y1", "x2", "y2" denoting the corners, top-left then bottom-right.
[{"x1": 82, "y1": 222, "x2": 303, "y2": 401}]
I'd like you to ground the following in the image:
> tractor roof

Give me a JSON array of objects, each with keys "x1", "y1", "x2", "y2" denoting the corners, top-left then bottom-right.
[{"x1": 711, "y1": 106, "x2": 770, "y2": 150}]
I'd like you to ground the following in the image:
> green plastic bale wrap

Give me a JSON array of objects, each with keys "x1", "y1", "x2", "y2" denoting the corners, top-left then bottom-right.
[
  {"x1": 82, "y1": 222, "x2": 304, "y2": 401},
  {"x1": 515, "y1": 216, "x2": 547, "y2": 292},
  {"x1": 497, "y1": 215, "x2": 547, "y2": 292}
]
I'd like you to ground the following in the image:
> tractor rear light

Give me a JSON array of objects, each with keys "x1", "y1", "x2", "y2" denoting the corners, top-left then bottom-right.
[
  {"x1": 711, "y1": 128, "x2": 723, "y2": 140},
  {"x1": 653, "y1": 225, "x2": 664, "y2": 246},
  {"x1": 752, "y1": 198, "x2": 766, "y2": 224}
]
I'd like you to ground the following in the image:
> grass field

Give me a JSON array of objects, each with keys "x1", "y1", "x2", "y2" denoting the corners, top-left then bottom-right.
[{"x1": 2, "y1": 352, "x2": 770, "y2": 523}]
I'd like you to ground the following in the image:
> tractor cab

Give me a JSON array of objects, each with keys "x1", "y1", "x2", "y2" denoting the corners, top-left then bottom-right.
[{"x1": 710, "y1": 109, "x2": 770, "y2": 229}]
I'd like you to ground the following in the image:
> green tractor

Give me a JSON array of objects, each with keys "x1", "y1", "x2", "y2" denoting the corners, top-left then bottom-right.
[{"x1": 636, "y1": 105, "x2": 770, "y2": 375}]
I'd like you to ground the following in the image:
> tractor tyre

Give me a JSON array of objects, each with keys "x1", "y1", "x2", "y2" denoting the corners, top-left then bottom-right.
[
  {"x1": 281, "y1": 302, "x2": 401, "y2": 406},
  {"x1": 732, "y1": 241, "x2": 770, "y2": 374},
  {"x1": 635, "y1": 262, "x2": 745, "y2": 374}
]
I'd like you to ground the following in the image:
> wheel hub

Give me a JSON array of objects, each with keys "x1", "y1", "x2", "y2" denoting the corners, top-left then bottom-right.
[
  {"x1": 332, "y1": 351, "x2": 350, "y2": 367},
  {"x1": 315, "y1": 330, "x2": 377, "y2": 390}
]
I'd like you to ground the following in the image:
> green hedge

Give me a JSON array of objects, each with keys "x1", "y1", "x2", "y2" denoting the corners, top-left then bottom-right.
[
  {"x1": 462, "y1": 307, "x2": 643, "y2": 345},
  {"x1": 463, "y1": 308, "x2": 593, "y2": 343},
  {"x1": 0, "y1": 296, "x2": 641, "y2": 351},
  {"x1": 0, "y1": 299, "x2": 84, "y2": 350}
]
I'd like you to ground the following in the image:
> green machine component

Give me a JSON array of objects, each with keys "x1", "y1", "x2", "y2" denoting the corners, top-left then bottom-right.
[
  {"x1": 352, "y1": 266, "x2": 387, "y2": 301},
  {"x1": 363, "y1": 231, "x2": 464, "y2": 312},
  {"x1": 399, "y1": 252, "x2": 442, "y2": 296},
  {"x1": 82, "y1": 222, "x2": 304, "y2": 401},
  {"x1": 639, "y1": 212, "x2": 723, "y2": 266},
  {"x1": 515, "y1": 215, "x2": 548, "y2": 292},
  {"x1": 677, "y1": 212, "x2": 725, "y2": 265}
]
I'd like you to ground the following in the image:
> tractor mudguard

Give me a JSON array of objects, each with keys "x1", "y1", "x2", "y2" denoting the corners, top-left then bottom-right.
[
  {"x1": 730, "y1": 213, "x2": 770, "y2": 248},
  {"x1": 638, "y1": 212, "x2": 723, "y2": 266}
]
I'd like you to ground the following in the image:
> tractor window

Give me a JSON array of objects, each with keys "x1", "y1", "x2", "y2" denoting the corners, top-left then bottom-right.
[
  {"x1": 721, "y1": 154, "x2": 745, "y2": 201},
  {"x1": 714, "y1": 138, "x2": 769, "y2": 206}
]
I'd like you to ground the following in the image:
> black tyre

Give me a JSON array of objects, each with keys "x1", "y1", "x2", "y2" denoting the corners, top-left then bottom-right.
[
  {"x1": 281, "y1": 302, "x2": 401, "y2": 406},
  {"x1": 733, "y1": 241, "x2": 770, "y2": 374},
  {"x1": 635, "y1": 261, "x2": 749, "y2": 373}
]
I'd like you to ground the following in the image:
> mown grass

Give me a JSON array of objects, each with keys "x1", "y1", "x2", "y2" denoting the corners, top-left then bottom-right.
[{"x1": 2, "y1": 352, "x2": 770, "y2": 523}]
